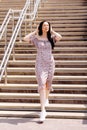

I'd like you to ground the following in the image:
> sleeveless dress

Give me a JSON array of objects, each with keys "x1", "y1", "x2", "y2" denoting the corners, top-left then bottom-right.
[{"x1": 30, "y1": 35, "x2": 55, "y2": 92}]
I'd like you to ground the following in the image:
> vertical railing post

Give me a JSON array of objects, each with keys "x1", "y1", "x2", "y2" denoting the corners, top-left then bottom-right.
[
  {"x1": 12, "y1": 10, "x2": 16, "y2": 61},
  {"x1": 5, "y1": 65, "x2": 7, "y2": 84},
  {"x1": 25, "y1": 15, "x2": 27, "y2": 35},
  {"x1": 4, "y1": 27, "x2": 7, "y2": 84},
  {"x1": 19, "y1": 27, "x2": 22, "y2": 42},
  {"x1": 33, "y1": 0, "x2": 37, "y2": 25},
  {"x1": 4, "y1": 25, "x2": 7, "y2": 51},
  {"x1": 19, "y1": 10, "x2": 22, "y2": 42}
]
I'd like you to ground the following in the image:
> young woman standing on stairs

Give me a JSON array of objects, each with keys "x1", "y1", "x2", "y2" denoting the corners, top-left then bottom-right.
[{"x1": 24, "y1": 20, "x2": 62, "y2": 122}]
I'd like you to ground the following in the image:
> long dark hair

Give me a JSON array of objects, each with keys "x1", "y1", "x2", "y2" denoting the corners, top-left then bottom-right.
[{"x1": 38, "y1": 20, "x2": 55, "y2": 49}]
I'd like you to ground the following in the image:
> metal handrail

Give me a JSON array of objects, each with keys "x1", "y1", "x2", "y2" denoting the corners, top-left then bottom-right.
[
  {"x1": 26, "y1": 0, "x2": 40, "y2": 20},
  {"x1": 0, "y1": 8, "x2": 22, "y2": 40},
  {"x1": 0, "y1": 8, "x2": 12, "y2": 40},
  {"x1": 0, "y1": 0, "x2": 45, "y2": 82},
  {"x1": 26, "y1": 0, "x2": 46, "y2": 21},
  {"x1": 0, "y1": 0, "x2": 31, "y2": 81}
]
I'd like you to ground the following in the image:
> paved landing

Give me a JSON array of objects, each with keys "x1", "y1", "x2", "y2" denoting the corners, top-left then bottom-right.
[{"x1": 0, "y1": 118, "x2": 87, "y2": 130}]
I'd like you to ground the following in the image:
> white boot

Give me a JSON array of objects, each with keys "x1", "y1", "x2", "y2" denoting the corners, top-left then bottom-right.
[{"x1": 39, "y1": 110, "x2": 47, "y2": 122}]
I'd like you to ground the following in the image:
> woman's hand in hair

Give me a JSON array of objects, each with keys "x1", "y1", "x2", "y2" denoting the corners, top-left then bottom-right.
[
  {"x1": 51, "y1": 29, "x2": 62, "y2": 42},
  {"x1": 23, "y1": 30, "x2": 37, "y2": 42}
]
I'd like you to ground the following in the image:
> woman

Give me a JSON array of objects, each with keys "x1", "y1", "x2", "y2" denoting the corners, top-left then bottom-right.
[{"x1": 24, "y1": 20, "x2": 62, "y2": 122}]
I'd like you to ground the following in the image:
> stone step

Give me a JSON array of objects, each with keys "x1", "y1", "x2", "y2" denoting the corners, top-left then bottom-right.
[
  {"x1": 43, "y1": 3, "x2": 87, "y2": 6},
  {"x1": 1, "y1": 53, "x2": 87, "y2": 57},
  {"x1": 0, "y1": 84, "x2": 87, "y2": 90},
  {"x1": 38, "y1": 5, "x2": 87, "y2": 9},
  {"x1": 2, "y1": 75, "x2": 87, "y2": 82},
  {"x1": 1, "y1": 47, "x2": 87, "y2": 54},
  {"x1": 9, "y1": 47, "x2": 87, "y2": 52},
  {"x1": 0, "y1": 2, "x2": 25, "y2": 4},
  {"x1": 3, "y1": 19, "x2": 84, "y2": 25},
  {"x1": 0, "y1": 26, "x2": 86, "y2": 33},
  {"x1": 45, "y1": 0, "x2": 87, "y2": 3},
  {"x1": 0, "y1": 93, "x2": 87, "y2": 100},
  {"x1": 0, "y1": 19, "x2": 87, "y2": 26},
  {"x1": 1, "y1": 12, "x2": 87, "y2": 18},
  {"x1": 0, "y1": 34, "x2": 86, "y2": 42},
  {"x1": 0, "y1": 53, "x2": 87, "y2": 60},
  {"x1": 0, "y1": 17, "x2": 86, "y2": 24},
  {"x1": 0, "y1": 27, "x2": 86, "y2": 33},
  {"x1": 38, "y1": 9, "x2": 87, "y2": 13},
  {"x1": 0, "y1": 41, "x2": 87, "y2": 47},
  {"x1": 1, "y1": 28, "x2": 86, "y2": 35},
  {"x1": 0, "y1": 110, "x2": 87, "y2": 119},
  {"x1": 48, "y1": 0, "x2": 86, "y2": 2},
  {"x1": 0, "y1": 28, "x2": 86, "y2": 34},
  {"x1": 42, "y1": 5, "x2": 87, "y2": 8},
  {"x1": 0, "y1": 11, "x2": 87, "y2": 18},
  {"x1": 0, "y1": 11, "x2": 87, "y2": 17},
  {"x1": 0, "y1": 60, "x2": 86, "y2": 68},
  {"x1": 8, "y1": 47, "x2": 87, "y2": 52},
  {"x1": 6, "y1": 67, "x2": 87, "y2": 75},
  {"x1": 0, "y1": 102, "x2": 87, "y2": 111},
  {"x1": 0, "y1": 4, "x2": 86, "y2": 7},
  {"x1": 36, "y1": 19, "x2": 87, "y2": 24},
  {"x1": 38, "y1": 13, "x2": 87, "y2": 18}
]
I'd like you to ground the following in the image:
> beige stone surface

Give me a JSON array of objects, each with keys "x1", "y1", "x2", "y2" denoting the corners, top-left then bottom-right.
[{"x1": 0, "y1": 118, "x2": 87, "y2": 130}]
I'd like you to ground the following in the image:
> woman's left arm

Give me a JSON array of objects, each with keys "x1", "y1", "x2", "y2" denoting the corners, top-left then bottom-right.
[{"x1": 51, "y1": 30, "x2": 62, "y2": 42}]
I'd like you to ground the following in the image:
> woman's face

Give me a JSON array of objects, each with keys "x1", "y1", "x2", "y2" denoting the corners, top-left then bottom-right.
[{"x1": 42, "y1": 22, "x2": 49, "y2": 33}]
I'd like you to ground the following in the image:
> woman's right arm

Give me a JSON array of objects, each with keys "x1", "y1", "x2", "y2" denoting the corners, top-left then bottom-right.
[{"x1": 23, "y1": 30, "x2": 37, "y2": 42}]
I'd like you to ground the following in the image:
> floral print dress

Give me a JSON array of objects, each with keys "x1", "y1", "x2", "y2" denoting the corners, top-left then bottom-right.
[{"x1": 30, "y1": 35, "x2": 55, "y2": 92}]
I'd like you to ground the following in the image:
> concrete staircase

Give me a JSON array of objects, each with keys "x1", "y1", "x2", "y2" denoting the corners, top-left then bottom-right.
[{"x1": 0, "y1": 0, "x2": 87, "y2": 119}]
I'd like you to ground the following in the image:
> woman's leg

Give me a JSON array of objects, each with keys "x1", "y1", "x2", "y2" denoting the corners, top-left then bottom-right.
[
  {"x1": 39, "y1": 87, "x2": 47, "y2": 122},
  {"x1": 45, "y1": 82, "x2": 50, "y2": 106},
  {"x1": 46, "y1": 88, "x2": 50, "y2": 99},
  {"x1": 39, "y1": 88, "x2": 46, "y2": 112},
  {"x1": 45, "y1": 82, "x2": 49, "y2": 98}
]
